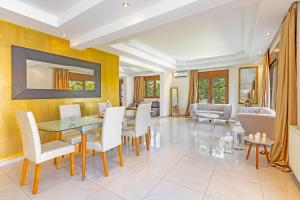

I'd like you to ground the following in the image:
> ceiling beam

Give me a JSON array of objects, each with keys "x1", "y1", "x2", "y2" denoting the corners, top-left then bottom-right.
[
  {"x1": 111, "y1": 43, "x2": 177, "y2": 70},
  {"x1": 120, "y1": 56, "x2": 167, "y2": 73},
  {"x1": 0, "y1": 0, "x2": 57, "y2": 26},
  {"x1": 58, "y1": 0, "x2": 105, "y2": 26},
  {"x1": 70, "y1": 0, "x2": 200, "y2": 49}
]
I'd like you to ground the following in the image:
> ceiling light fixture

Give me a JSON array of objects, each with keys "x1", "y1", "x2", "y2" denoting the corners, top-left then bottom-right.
[
  {"x1": 62, "y1": 32, "x2": 67, "y2": 37},
  {"x1": 123, "y1": 2, "x2": 129, "y2": 7},
  {"x1": 266, "y1": 32, "x2": 271, "y2": 36}
]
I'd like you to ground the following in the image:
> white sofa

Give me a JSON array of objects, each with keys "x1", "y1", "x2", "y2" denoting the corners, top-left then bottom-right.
[
  {"x1": 190, "y1": 103, "x2": 232, "y2": 122},
  {"x1": 236, "y1": 107, "x2": 276, "y2": 139}
]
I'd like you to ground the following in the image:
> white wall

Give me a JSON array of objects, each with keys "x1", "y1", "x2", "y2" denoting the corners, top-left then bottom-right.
[
  {"x1": 160, "y1": 72, "x2": 172, "y2": 117},
  {"x1": 170, "y1": 65, "x2": 263, "y2": 117},
  {"x1": 27, "y1": 65, "x2": 54, "y2": 89}
]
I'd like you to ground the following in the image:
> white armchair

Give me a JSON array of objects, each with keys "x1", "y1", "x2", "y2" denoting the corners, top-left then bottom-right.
[
  {"x1": 16, "y1": 111, "x2": 75, "y2": 194},
  {"x1": 236, "y1": 107, "x2": 276, "y2": 139},
  {"x1": 122, "y1": 104, "x2": 151, "y2": 156},
  {"x1": 86, "y1": 106, "x2": 125, "y2": 177}
]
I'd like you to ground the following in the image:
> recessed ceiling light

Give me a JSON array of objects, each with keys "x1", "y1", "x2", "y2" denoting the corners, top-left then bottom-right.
[
  {"x1": 266, "y1": 32, "x2": 271, "y2": 36},
  {"x1": 123, "y1": 2, "x2": 129, "y2": 7},
  {"x1": 62, "y1": 32, "x2": 67, "y2": 37}
]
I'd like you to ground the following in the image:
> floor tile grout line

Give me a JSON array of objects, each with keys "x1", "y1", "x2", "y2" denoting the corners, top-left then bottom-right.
[
  {"x1": 202, "y1": 156, "x2": 219, "y2": 200},
  {"x1": 142, "y1": 149, "x2": 190, "y2": 200},
  {"x1": 1, "y1": 165, "x2": 33, "y2": 200},
  {"x1": 257, "y1": 169, "x2": 265, "y2": 200}
]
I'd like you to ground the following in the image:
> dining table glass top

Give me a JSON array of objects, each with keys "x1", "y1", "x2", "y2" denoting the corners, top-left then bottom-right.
[{"x1": 37, "y1": 116, "x2": 102, "y2": 132}]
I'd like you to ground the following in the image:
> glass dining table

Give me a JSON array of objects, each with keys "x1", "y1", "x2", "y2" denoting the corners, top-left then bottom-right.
[
  {"x1": 37, "y1": 113, "x2": 136, "y2": 181},
  {"x1": 37, "y1": 116, "x2": 102, "y2": 181}
]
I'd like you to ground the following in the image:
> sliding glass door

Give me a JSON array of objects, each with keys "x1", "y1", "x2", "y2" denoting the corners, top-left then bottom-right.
[{"x1": 198, "y1": 70, "x2": 229, "y2": 104}]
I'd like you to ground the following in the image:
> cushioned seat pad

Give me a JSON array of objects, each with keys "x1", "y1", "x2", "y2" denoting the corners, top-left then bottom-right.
[{"x1": 41, "y1": 140, "x2": 75, "y2": 163}]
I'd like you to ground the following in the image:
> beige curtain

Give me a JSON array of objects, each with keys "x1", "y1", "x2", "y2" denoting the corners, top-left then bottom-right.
[
  {"x1": 270, "y1": 3, "x2": 297, "y2": 171},
  {"x1": 53, "y1": 68, "x2": 70, "y2": 89},
  {"x1": 133, "y1": 76, "x2": 145, "y2": 102},
  {"x1": 184, "y1": 70, "x2": 198, "y2": 117},
  {"x1": 260, "y1": 51, "x2": 270, "y2": 107}
]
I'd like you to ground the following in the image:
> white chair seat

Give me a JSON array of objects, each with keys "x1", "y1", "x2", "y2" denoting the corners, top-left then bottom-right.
[
  {"x1": 122, "y1": 125, "x2": 135, "y2": 137},
  {"x1": 87, "y1": 136, "x2": 102, "y2": 152},
  {"x1": 40, "y1": 140, "x2": 75, "y2": 163},
  {"x1": 62, "y1": 130, "x2": 97, "y2": 145}
]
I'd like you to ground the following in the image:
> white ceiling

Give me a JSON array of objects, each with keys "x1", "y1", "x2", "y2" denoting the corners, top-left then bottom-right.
[{"x1": 0, "y1": 0, "x2": 295, "y2": 76}]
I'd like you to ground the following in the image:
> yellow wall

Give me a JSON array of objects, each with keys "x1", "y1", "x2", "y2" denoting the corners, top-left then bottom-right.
[{"x1": 0, "y1": 20, "x2": 119, "y2": 161}]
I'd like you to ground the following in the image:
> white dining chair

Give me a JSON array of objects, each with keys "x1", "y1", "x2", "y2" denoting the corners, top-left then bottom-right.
[
  {"x1": 122, "y1": 104, "x2": 151, "y2": 156},
  {"x1": 86, "y1": 106, "x2": 125, "y2": 177},
  {"x1": 59, "y1": 104, "x2": 95, "y2": 148},
  {"x1": 98, "y1": 102, "x2": 107, "y2": 115},
  {"x1": 16, "y1": 111, "x2": 75, "y2": 194}
]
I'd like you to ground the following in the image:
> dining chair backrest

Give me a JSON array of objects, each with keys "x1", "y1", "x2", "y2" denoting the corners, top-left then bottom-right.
[
  {"x1": 59, "y1": 104, "x2": 81, "y2": 120},
  {"x1": 16, "y1": 111, "x2": 41, "y2": 163},
  {"x1": 98, "y1": 103, "x2": 107, "y2": 114},
  {"x1": 135, "y1": 104, "x2": 151, "y2": 137},
  {"x1": 101, "y1": 106, "x2": 125, "y2": 151}
]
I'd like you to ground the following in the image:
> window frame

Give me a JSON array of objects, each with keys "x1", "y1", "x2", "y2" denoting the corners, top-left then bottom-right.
[
  {"x1": 143, "y1": 75, "x2": 160, "y2": 98},
  {"x1": 197, "y1": 70, "x2": 229, "y2": 104}
]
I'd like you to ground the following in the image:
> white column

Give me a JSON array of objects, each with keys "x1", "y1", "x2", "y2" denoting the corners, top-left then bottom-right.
[
  {"x1": 123, "y1": 76, "x2": 134, "y2": 107},
  {"x1": 160, "y1": 72, "x2": 172, "y2": 117}
]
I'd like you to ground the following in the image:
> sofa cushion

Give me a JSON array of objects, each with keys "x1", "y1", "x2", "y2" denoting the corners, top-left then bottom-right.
[
  {"x1": 197, "y1": 103, "x2": 209, "y2": 110},
  {"x1": 210, "y1": 111, "x2": 224, "y2": 116},
  {"x1": 209, "y1": 104, "x2": 224, "y2": 112},
  {"x1": 259, "y1": 108, "x2": 276, "y2": 115}
]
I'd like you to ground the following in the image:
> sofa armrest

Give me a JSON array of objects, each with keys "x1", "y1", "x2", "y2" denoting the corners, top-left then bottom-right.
[
  {"x1": 189, "y1": 103, "x2": 198, "y2": 118},
  {"x1": 222, "y1": 104, "x2": 232, "y2": 120},
  {"x1": 236, "y1": 113, "x2": 275, "y2": 139}
]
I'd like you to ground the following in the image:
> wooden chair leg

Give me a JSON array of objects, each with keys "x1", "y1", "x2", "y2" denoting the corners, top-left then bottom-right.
[
  {"x1": 131, "y1": 137, "x2": 134, "y2": 147},
  {"x1": 263, "y1": 145, "x2": 270, "y2": 164},
  {"x1": 127, "y1": 136, "x2": 130, "y2": 143},
  {"x1": 135, "y1": 137, "x2": 140, "y2": 156},
  {"x1": 101, "y1": 152, "x2": 109, "y2": 177},
  {"x1": 147, "y1": 127, "x2": 151, "y2": 142},
  {"x1": 70, "y1": 152, "x2": 75, "y2": 176},
  {"x1": 118, "y1": 145, "x2": 124, "y2": 167},
  {"x1": 92, "y1": 150, "x2": 96, "y2": 157},
  {"x1": 145, "y1": 133, "x2": 150, "y2": 151},
  {"x1": 246, "y1": 143, "x2": 252, "y2": 160},
  {"x1": 139, "y1": 136, "x2": 142, "y2": 144},
  {"x1": 256, "y1": 144, "x2": 259, "y2": 169},
  {"x1": 32, "y1": 164, "x2": 41, "y2": 194},
  {"x1": 20, "y1": 158, "x2": 29, "y2": 186},
  {"x1": 124, "y1": 136, "x2": 127, "y2": 144},
  {"x1": 55, "y1": 157, "x2": 60, "y2": 169}
]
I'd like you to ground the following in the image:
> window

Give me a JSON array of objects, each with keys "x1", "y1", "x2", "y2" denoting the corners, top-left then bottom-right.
[
  {"x1": 144, "y1": 76, "x2": 160, "y2": 98},
  {"x1": 198, "y1": 70, "x2": 229, "y2": 104},
  {"x1": 69, "y1": 72, "x2": 95, "y2": 91}
]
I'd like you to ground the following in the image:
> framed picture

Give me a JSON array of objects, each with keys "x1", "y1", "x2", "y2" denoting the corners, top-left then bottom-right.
[{"x1": 239, "y1": 66, "x2": 258, "y2": 104}]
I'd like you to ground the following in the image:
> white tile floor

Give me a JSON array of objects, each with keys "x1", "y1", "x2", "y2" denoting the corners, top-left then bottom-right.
[{"x1": 1, "y1": 117, "x2": 300, "y2": 200}]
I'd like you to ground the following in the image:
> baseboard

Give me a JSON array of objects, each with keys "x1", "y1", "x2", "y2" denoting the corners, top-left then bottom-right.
[{"x1": 0, "y1": 156, "x2": 23, "y2": 167}]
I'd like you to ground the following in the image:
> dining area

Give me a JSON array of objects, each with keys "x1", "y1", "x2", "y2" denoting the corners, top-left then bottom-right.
[{"x1": 16, "y1": 103, "x2": 152, "y2": 195}]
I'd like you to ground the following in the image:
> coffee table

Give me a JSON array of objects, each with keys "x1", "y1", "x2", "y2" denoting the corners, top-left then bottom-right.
[
  {"x1": 244, "y1": 136, "x2": 273, "y2": 169},
  {"x1": 195, "y1": 112, "x2": 219, "y2": 132}
]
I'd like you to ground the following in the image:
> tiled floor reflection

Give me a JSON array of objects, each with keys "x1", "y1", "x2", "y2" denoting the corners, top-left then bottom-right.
[{"x1": 1, "y1": 117, "x2": 300, "y2": 200}]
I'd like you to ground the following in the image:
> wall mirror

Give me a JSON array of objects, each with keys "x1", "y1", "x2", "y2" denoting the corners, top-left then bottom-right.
[
  {"x1": 239, "y1": 66, "x2": 258, "y2": 104},
  {"x1": 12, "y1": 46, "x2": 101, "y2": 99},
  {"x1": 170, "y1": 87, "x2": 179, "y2": 117}
]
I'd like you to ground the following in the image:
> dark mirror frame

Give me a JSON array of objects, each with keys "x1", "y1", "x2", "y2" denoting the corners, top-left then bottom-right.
[{"x1": 12, "y1": 45, "x2": 101, "y2": 99}]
